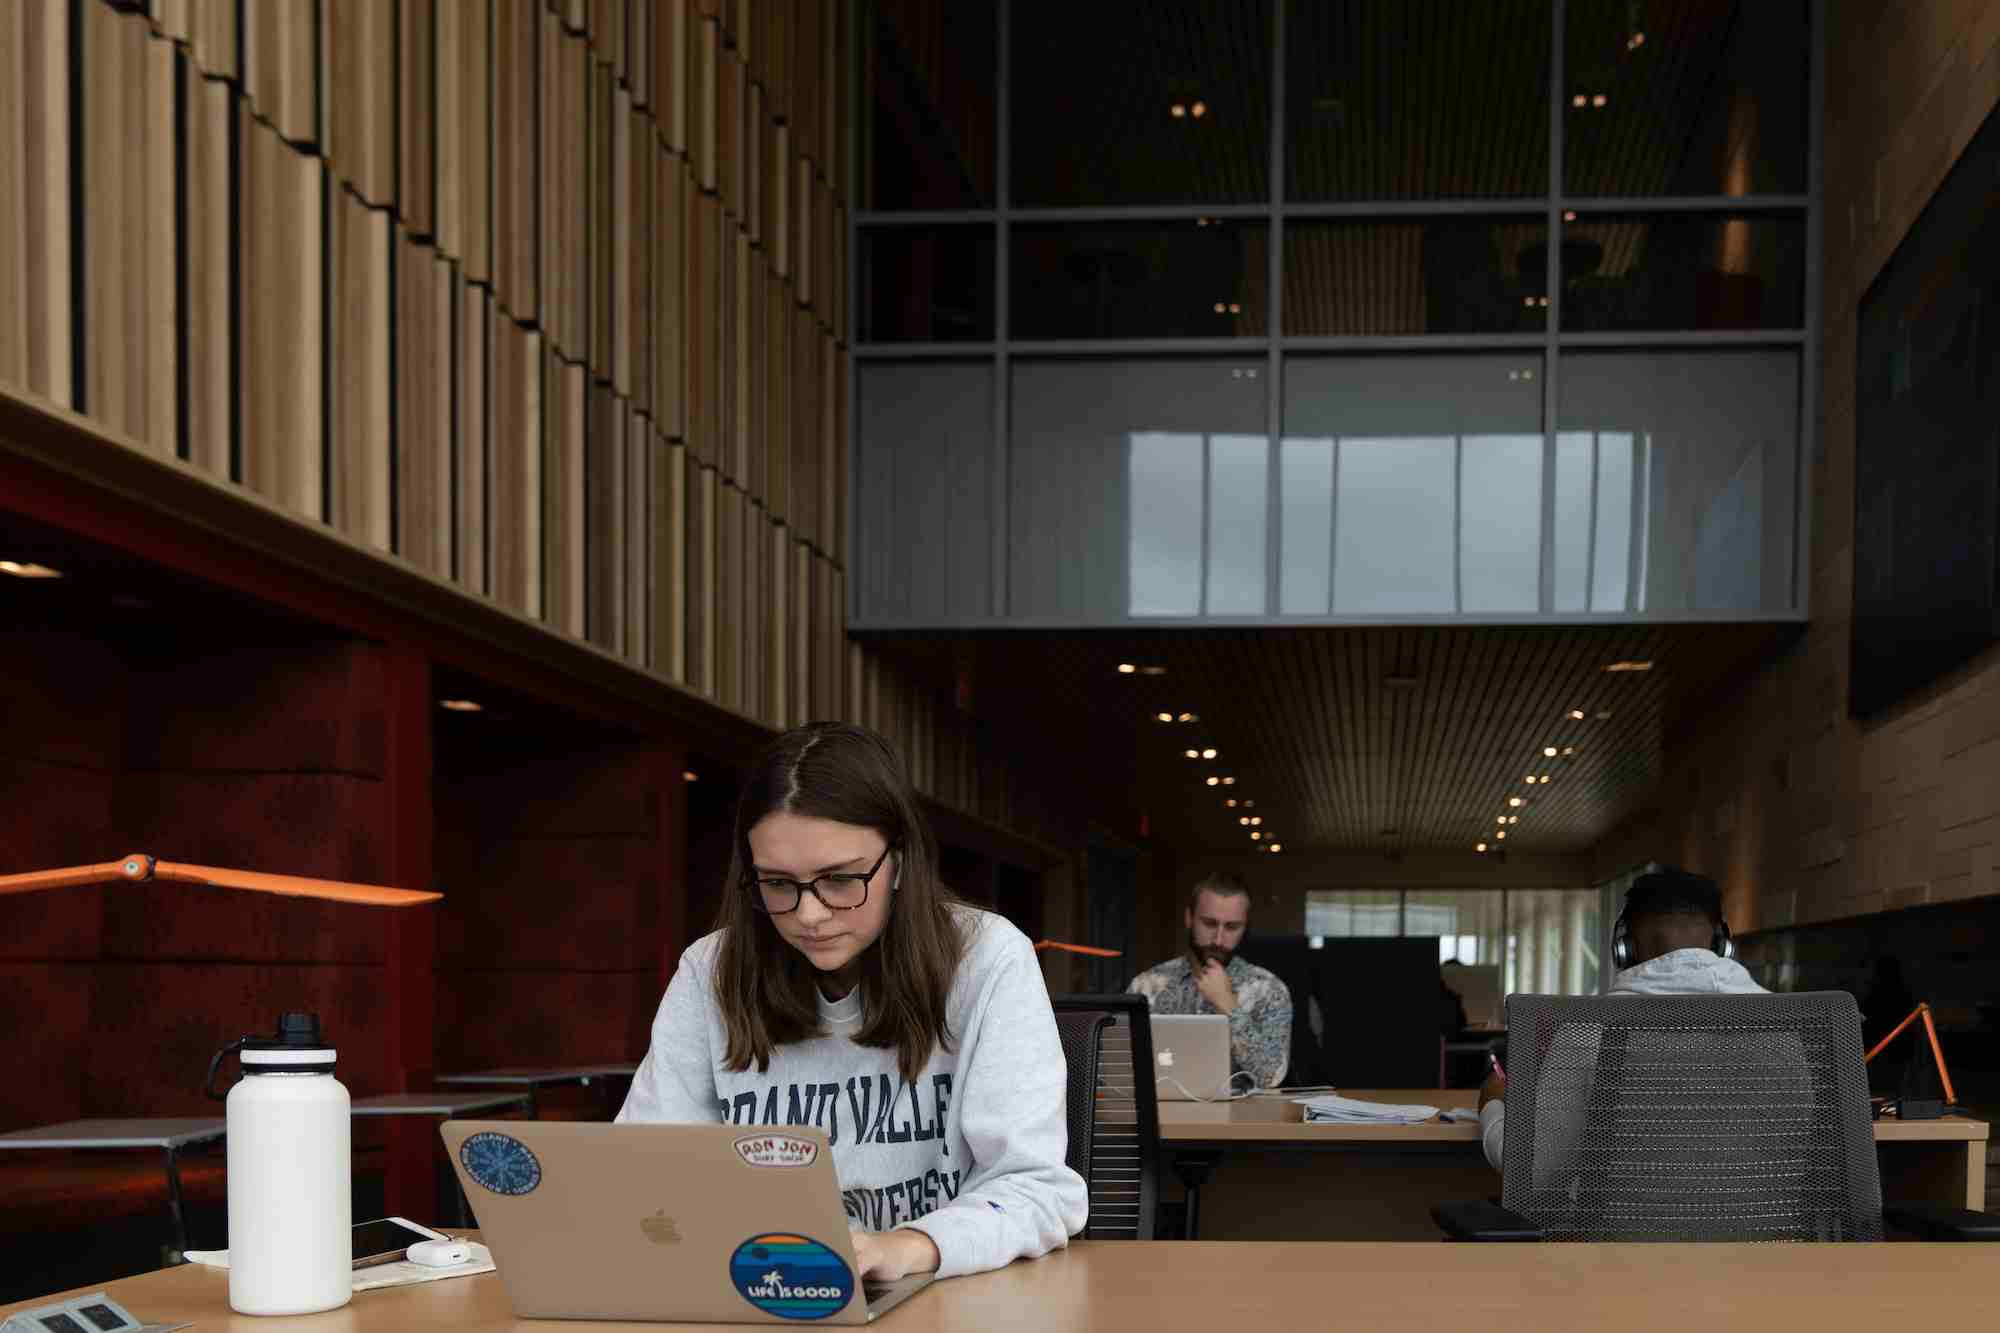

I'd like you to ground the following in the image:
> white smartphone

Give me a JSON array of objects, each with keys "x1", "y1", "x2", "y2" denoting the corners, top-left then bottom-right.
[{"x1": 351, "y1": 1216, "x2": 449, "y2": 1269}]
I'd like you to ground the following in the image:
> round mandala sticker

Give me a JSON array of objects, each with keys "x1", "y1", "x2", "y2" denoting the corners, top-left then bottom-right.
[
  {"x1": 459, "y1": 1131, "x2": 542, "y2": 1196},
  {"x1": 728, "y1": 1233, "x2": 855, "y2": 1321}
]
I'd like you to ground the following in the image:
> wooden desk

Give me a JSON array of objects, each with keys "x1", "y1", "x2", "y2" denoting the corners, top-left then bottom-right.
[
  {"x1": 1158, "y1": 1088, "x2": 1479, "y2": 1143},
  {"x1": 1159, "y1": 1092, "x2": 1989, "y2": 1239},
  {"x1": 6, "y1": 1241, "x2": 1997, "y2": 1331}
]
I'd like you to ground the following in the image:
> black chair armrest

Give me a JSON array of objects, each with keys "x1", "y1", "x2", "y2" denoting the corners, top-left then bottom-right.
[
  {"x1": 1431, "y1": 1198, "x2": 1544, "y2": 1242},
  {"x1": 1883, "y1": 1203, "x2": 2000, "y2": 1241}
]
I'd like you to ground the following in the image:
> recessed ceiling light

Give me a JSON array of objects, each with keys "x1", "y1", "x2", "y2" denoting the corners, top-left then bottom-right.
[
  {"x1": 1206, "y1": 776, "x2": 1220, "y2": 787},
  {"x1": 1239, "y1": 816, "x2": 1251, "y2": 826},
  {"x1": 1118, "y1": 663, "x2": 1137, "y2": 674},
  {"x1": 1498, "y1": 815, "x2": 1508, "y2": 824},
  {"x1": 683, "y1": 770, "x2": 699, "y2": 782},
  {"x1": 1242, "y1": 800, "x2": 1254, "y2": 808},
  {"x1": 1571, "y1": 93, "x2": 1587, "y2": 108},
  {"x1": 1562, "y1": 746, "x2": 1576, "y2": 757},
  {"x1": 1190, "y1": 100, "x2": 1208, "y2": 118},
  {"x1": 1628, "y1": 31, "x2": 1646, "y2": 49},
  {"x1": 1178, "y1": 712, "x2": 1198, "y2": 723},
  {"x1": 1221, "y1": 777, "x2": 1235, "y2": 786},
  {"x1": 1170, "y1": 102, "x2": 1187, "y2": 118},
  {"x1": 1476, "y1": 842, "x2": 1488, "y2": 853},
  {"x1": 1496, "y1": 830, "x2": 1507, "y2": 840},
  {"x1": 0, "y1": 560, "x2": 63, "y2": 578},
  {"x1": 1251, "y1": 831, "x2": 1262, "y2": 840},
  {"x1": 1213, "y1": 302, "x2": 1226, "y2": 314},
  {"x1": 1508, "y1": 816, "x2": 1519, "y2": 825},
  {"x1": 1225, "y1": 799, "x2": 1238, "y2": 808},
  {"x1": 1139, "y1": 665, "x2": 1167, "y2": 676},
  {"x1": 1227, "y1": 302, "x2": 1241, "y2": 315},
  {"x1": 1185, "y1": 749, "x2": 1200, "y2": 759},
  {"x1": 1604, "y1": 660, "x2": 1652, "y2": 672},
  {"x1": 1595, "y1": 710, "x2": 1613, "y2": 720},
  {"x1": 1267, "y1": 843, "x2": 1281, "y2": 853},
  {"x1": 1539, "y1": 774, "x2": 1551, "y2": 783},
  {"x1": 1508, "y1": 797, "x2": 1524, "y2": 807},
  {"x1": 1568, "y1": 709, "x2": 1585, "y2": 720},
  {"x1": 1591, "y1": 93, "x2": 1608, "y2": 108},
  {"x1": 1543, "y1": 746, "x2": 1558, "y2": 757},
  {"x1": 439, "y1": 699, "x2": 483, "y2": 712},
  {"x1": 1156, "y1": 712, "x2": 1174, "y2": 723},
  {"x1": 1201, "y1": 748, "x2": 1217, "y2": 760},
  {"x1": 1563, "y1": 210, "x2": 1578, "y2": 223}
]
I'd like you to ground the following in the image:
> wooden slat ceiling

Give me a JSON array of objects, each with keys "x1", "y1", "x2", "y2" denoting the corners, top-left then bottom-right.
[{"x1": 868, "y1": 623, "x2": 1792, "y2": 858}]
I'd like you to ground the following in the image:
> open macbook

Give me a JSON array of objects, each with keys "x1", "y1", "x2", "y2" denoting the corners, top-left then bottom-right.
[
  {"x1": 441, "y1": 1120, "x2": 933, "y2": 1324},
  {"x1": 1150, "y1": 1013, "x2": 1234, "y2": 1100}
]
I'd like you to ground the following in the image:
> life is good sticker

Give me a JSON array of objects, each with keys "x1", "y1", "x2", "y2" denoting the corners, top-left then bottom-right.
[
  {"x1": 729, "y1": 1233, "x2": 855, "y2": 1320},
  {"x1": 734, "y1": 1132, "x2": 820, "y2": 1169}
]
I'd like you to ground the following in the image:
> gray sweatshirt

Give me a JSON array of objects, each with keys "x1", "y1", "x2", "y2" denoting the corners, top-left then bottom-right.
[
  {"x1": 1479, "y1": 948, "x2": 1768, "y2": 1170},
  {"x1": 615, "y1": 906, "x2": 1089, "y2": 1279}
]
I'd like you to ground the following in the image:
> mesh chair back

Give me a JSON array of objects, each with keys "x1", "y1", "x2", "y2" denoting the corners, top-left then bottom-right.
[
  {"x1": 1052, "y1": 1010, "x2": 1109, "y2": 1183},
  {"x1": 1052, "y1": 995, "x2": 1161, "y2": 1239},
  {"x1": 1502, "y1": 991, "x2": 1883, "y2": 1241}
]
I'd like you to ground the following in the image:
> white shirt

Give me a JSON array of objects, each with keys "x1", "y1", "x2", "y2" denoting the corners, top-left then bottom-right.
[
  {"x1": 617, "y1": 907, "x2": 1089, "y2": 1278},
  {"x1": 1479, "y1": 948, "x2": 1769, "y2": 1171}
]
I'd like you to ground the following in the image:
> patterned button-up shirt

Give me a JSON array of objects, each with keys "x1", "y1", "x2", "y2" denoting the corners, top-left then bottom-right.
[{"x1": 1127, "y1": 955, "x2": 1292, "y2": 1088}]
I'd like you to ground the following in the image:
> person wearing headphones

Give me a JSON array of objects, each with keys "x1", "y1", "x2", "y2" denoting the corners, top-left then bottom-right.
[{"x1": 1477, "y1": 867, "x2": 1765, "y2": 1171}]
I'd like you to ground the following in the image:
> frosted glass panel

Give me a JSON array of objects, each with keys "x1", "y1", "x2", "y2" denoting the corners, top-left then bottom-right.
[
  {"x1": 856, "y1": 363, "x2": 995, "y2": 621},
  {"x1": 1335, "y1": 437, "x2": 1456, "y2": 613},
  {"x1": 1207, "y1": 434, "x2": 1269, "y2": 614},
  {"x1": 1553, "y1": 432, "x2": 1593, "y2": 613},
  {"x1": 1010, "y1": 359, "x2": 1267, "y2": 620},
  {"x1": 1591, "y1": 433, "x2": 1636, "y2": 611},
  {"x1": 1280, "y1": 437, "x2": 1334, "y2": 614},
  {"x1": 1128, "y1": 432, "x2": 1204, "y2": 616},
  {"x1": 1559, "y1": 350, "x2": 1798, "y2": 614},
  {"x1": 1460, "y1": 434, "x2": 1543, "y2": 612}
]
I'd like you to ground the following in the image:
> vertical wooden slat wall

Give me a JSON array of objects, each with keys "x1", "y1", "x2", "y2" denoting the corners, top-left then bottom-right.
[{"x1": 0, "y1": 0, "x2": 975, "y2": 801}]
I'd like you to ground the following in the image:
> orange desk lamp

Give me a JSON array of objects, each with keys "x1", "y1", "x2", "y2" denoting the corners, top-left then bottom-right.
[
  {"x1": 1863, "y1": 1002, "x2": 1957, "y2": 1116},
  {"x1": 0, "y1": 853, "x2": 442, "y2": 907},
  {"x1": 1033, "y1": 940, "x2": 1122, "y2": 958}
]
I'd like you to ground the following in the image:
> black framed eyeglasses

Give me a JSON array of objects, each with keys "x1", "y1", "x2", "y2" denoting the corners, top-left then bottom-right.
[{"x1": 748, "y1": 843, "x2": 897, "y2": 916}]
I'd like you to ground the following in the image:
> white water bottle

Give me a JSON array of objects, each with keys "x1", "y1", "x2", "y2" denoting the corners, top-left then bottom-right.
[{"x1": 207, "y1": 1012, "x2": 352, "y2": 1315}]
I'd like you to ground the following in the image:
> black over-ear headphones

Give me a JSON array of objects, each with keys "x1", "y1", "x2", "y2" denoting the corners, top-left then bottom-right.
[{"x1": 1610, "y1": 903, "x2": 1733, "y2": 969}]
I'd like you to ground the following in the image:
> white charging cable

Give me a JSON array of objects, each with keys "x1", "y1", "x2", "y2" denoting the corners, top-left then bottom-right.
[{"x1": 1153, "y1": 1069, "x2": 1261, "y2": 1102}]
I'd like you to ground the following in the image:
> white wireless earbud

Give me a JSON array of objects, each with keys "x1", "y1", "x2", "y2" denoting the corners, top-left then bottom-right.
[{"x1": 405, "y1": 1239, "x2": 471, "y2": 1268}]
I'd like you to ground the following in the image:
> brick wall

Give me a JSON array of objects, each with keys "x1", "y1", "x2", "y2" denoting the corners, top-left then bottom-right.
[{"x1": 1591, "y1": 1, "x2": 2000, "y2": 935}]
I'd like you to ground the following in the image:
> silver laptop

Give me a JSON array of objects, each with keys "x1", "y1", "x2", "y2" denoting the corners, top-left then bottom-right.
[
  {"x1": 441, "y1": 1120, "x2": 933, "y2": 1324},
  {"x1": 1151, "y1": 1013, "x2": 1233, "y2": 1100}
]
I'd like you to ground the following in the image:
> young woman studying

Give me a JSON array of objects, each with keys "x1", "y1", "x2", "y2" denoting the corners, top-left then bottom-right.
[{"x1": 616, "y1": 722, "x2": 1088, "y2": 1281}]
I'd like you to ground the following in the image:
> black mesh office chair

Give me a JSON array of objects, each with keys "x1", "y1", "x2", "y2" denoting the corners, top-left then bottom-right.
[
  {"x1": 1434, "y1": 992, "x2": 2000, "y2": 1242},
  {"x1": 1051, "y1": 995, "x2": 1160, "y2": 1239}
]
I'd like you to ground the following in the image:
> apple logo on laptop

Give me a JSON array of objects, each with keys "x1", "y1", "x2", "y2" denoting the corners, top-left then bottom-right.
[
  {"x1": 1158, "y1": 1051, "x2": 1175, "y2": 1068},
  {"x1": 641, "y1": 1210, "x2": 682, "y2": 1244}
]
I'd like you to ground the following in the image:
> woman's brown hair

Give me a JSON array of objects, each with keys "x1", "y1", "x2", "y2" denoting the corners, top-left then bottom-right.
[{"x1": 713, "y1": 721, "x2": 964, "y2": 1083}]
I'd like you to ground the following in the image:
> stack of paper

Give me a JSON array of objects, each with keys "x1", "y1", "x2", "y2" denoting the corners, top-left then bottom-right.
[{"x1": 1294, "y1": 1094, "x2": 1440, "y2": 1124}]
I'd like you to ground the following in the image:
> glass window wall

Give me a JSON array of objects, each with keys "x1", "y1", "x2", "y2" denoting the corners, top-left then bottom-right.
[
  {"x1": 1307, "y1": 886, "x2": 1603, "y2": 996},
  {"x1": 852, "y1": 0, "x2": 1816, "y2": 628}
]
